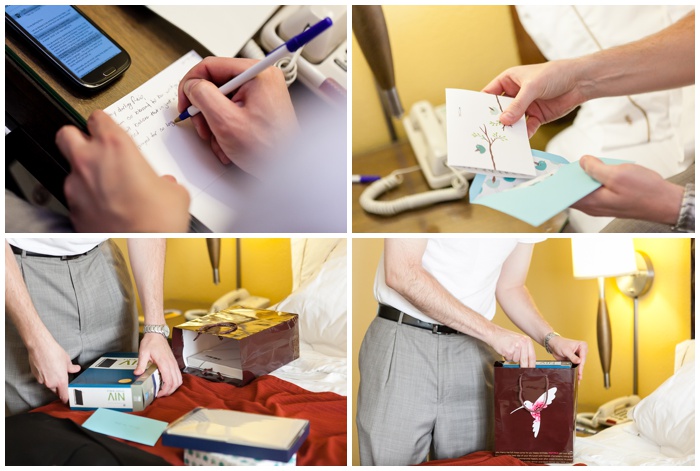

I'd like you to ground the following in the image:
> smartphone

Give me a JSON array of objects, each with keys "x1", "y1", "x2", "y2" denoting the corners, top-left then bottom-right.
[{"x1": 6, "y1": 5, "x2": 131, "y2": 89}]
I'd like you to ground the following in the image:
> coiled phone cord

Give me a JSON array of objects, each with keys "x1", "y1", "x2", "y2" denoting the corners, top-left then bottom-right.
[
  {"x1": 239, "y1": 39, "x2": 301, "y2": 87},
  {"x1": 359, "y1": 166, "x2": 469, "y2": 216}
]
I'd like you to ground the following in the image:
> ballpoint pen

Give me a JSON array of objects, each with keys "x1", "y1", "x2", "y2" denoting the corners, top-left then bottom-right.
[
  {"x1": 174, "y1": 17, "x2": 333, "y2": 123},
  {"x1": 352, "y1": 175, "x2": 381, "y2": 183}
]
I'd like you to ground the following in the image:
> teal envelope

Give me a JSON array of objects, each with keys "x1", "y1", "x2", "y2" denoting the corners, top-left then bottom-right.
[
  {"x1": 82, "y1": 408, "x2": 169, "y2": 446},
  {"x1": 470, "y1": 151, "x2": 628, "y2": 227}
]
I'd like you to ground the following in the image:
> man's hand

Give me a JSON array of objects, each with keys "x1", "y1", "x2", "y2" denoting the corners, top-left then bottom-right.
[
  {"x1": 55, "y1": 110, "x2": 191, "y2": 232},
  {"x1": 488, "y1": 326, "x2": 537, "y2": 368},
  {"x1": 178, "y1": 57, "x2": 298, "y2": 177},
  {"x1": 546, "y1": 336, "x2": 588, "y2": 381},
  {"x1": 135, "y1": 333, "x2": 182, "y2": 397},
  {"x1": 482, "y1": 60, "x2": 586, "y2": 138},
  {"x1": 572, "y1": 155, "x2": 684, "y2": 225},
  {"x1": 27, "y1": 332, "x2": 81, "y2": 404}
]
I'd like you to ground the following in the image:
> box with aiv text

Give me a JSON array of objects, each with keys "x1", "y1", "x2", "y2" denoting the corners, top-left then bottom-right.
[{"x1": 68, "y1": 352, "x2": 161, "y2": 411}]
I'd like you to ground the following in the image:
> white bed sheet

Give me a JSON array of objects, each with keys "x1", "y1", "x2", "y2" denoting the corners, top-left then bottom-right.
[
  {"x1": 575, "y1": 422, "x2": 695, "y2": 466},
  {"x1": 270, "y1": 342, "x2": 347, "y2": 397}
]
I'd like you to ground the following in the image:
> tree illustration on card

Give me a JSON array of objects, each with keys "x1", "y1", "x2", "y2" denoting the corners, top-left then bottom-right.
[{"x1": 472, "y1": 96, "x2": 509, "y2": 172}]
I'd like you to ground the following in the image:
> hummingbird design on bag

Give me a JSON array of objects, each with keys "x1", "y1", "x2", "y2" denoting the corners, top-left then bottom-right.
[{"x1": 510, "y1": 387, "x2": 557, "y2": 438}]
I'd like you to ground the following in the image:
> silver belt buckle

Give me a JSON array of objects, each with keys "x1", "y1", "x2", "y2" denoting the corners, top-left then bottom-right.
[{"x1": 432, "y1": 324, "x2": 443, "y2": 335}]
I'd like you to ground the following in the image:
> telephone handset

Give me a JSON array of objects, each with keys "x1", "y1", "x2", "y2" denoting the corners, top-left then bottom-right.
[
  {"x1": 210, "y1": 288, "x2": 270, "y2": 313},
  {"x1": 403, "y1": 101, "x2": 473, "y2": 189},
  {"x1": 576, "y1": 395, "x2": 641, "y2": 430}
]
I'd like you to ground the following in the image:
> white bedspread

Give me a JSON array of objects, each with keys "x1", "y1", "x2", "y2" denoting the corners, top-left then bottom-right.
[
  {"x1": 271, "y1": 342, "x2": 347, "y2": 397},
  {"x1": 575, "y1": 422, "x2": 695, "y2": 466}
]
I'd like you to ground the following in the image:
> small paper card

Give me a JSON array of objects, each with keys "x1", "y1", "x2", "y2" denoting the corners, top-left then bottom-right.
[
  {"x1": 446, "y1": 88, "x2": 535, "y2": 178},
  {"x1": 82, "y1": 407, "x2": 168, "y2": 446}
]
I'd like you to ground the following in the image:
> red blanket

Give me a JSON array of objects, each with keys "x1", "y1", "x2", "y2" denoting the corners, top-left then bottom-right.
[{"x1": 33, "y1": 374, "x2": 347, "y2": 466}]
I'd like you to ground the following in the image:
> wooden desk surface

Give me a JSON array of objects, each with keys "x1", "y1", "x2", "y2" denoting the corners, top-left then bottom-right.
[
  {"x1": 5, "y1": 6, "x2": 209, "y2": 123},
  {"x1": 352, "y1": 141, "x2": 567, "y2": 233}
]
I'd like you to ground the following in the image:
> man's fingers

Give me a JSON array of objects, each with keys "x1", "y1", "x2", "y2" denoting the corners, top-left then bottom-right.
[
  {"x1": 184, "y1": 78, "x2": 244, "y2": 137},
  {"x1": 210, "y1": 135, "x2": 232, "y2": 165},
  {"x1": 526, "y1": 116, "x2": 543, "y2": 139},
  {"x1": 86, "y1": 109, "x2": 123, "y2": 138},
  {"x1": 178, "y1": 57, "x2": 261, "y2": 111},
  {"x1": 57, "y1": 383, "x2": 70, "y2": 404},
  {"x1": 500, "y1": 84, "x2": 538, "y2": 126},
  {"x1": 133, "y1": 351, "x2": 150, "y2": 376},
  {"x1": 158, "y1": 363, "x2": 182, "y2": 397},
  {"x1": 579, "y1": 155, "x2": 611, "y2": 184},
  {"x1": 55, "y1": 125, "x2": 90, "y2": 164}
]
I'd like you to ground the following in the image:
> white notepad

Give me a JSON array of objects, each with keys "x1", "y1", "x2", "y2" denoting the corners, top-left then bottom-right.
[{"x1": 104, "y1": 51, "x2": 248, "y2": 232}]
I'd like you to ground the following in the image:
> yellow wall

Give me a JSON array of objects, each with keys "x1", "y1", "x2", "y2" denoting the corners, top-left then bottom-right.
[
  {"x1": 351, "y1": 237, "x2": 692, "y2": 465},
  {"x1": 352, "y1": 6, "x2": 521, "y2": 155},
  {"x1": 112, "y1": 238, "x2": 292, "y2": 313}
]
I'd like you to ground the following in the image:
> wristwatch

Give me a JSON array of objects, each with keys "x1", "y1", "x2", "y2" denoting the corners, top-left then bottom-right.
[
  {"x1": 544, "y1": 331, "x2": 560, "y2": 354},
  {"x1": 144, "y1": 324, "x2": 170, "y2": 339}
]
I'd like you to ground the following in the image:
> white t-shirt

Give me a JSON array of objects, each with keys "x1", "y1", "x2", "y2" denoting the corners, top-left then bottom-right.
[
  {"x1": 7, "y1": 238, "x2": 107, "y2": 256},
  {"x1": 374, "y1": 238, "x2": 544, "y2": 324}
]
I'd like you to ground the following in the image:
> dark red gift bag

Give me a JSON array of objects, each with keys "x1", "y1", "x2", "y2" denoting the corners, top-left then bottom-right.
[{"x1": 494, "y1": 362, "x2": 578, "y2": 464}]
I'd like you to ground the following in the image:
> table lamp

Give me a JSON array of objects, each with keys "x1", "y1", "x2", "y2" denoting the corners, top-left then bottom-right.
[
  {"x1": 352, "y1": 5, "x2": 404, "y2": 140},
  {"x1": 571, "y1": 239, "x2": 637, "y2": 388},
  {"x1": 206, "y1": 238, "x2": 221, "y2": 285}
]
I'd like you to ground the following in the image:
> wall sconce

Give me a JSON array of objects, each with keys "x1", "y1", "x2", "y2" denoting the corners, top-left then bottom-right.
[
  {"x1": 571, "y1": 239, "x2": 637, "y2": 388},
  {"x1": 615, "y1": 251, "x2": 654, "y2": 396}
]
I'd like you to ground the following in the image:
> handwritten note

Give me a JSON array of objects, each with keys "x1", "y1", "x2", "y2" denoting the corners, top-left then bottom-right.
[{"x1": 104, "y1": 50, "x2": 247, "y2": 232}]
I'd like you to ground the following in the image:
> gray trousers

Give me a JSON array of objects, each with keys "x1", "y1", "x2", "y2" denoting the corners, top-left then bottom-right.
[
  {"x1": 357, "y1": 315, "x2": 500, "y2": 466},
  {"x1": 5, "y1": 240, "x2": 138, "y2": 415}
]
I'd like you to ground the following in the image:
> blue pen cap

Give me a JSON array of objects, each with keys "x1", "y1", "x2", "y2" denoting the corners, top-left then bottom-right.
[{"x1": 285, "y1": 17, "x2": 333, "y2": 52}]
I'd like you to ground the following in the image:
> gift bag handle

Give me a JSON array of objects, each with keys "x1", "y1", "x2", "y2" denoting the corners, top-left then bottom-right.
[
  {"x1": 518, "y1": 374, "x2": 549, "y2": 413},
  {"x1": 193, "y1": 322, "x2": 238, "y2": 341}
]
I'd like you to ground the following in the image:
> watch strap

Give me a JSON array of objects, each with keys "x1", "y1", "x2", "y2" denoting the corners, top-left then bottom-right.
[
  {"x1": 544, "y1": 331, "x2": 560, "y2": 354},
  {"x1": 144, "y1": 324, "x2": 169, "y2": 338}
]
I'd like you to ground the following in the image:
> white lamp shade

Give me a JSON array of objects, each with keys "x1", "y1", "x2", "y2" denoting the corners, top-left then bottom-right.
[{"x1": 571, "y1": 239, "x2": 637, "y2": 279}]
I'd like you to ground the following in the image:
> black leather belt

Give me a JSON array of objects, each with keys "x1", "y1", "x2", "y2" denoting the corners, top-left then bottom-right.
[
  {"x1": 377, "y1": 303, "x2": 462, "y2": 335},
  {"x1": 10, "y1": 244, "x2": 98, "y2": 261}
]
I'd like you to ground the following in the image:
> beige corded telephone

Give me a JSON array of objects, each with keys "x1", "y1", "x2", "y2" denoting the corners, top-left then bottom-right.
[{"x1": 576, "y1": 395, "x2": 641, "y2": 430}]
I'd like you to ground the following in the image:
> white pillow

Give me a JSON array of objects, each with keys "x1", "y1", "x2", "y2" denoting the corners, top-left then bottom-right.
[
  {"x1": 276, "y1": 253, "x2": 346, "y2": 357},
  {"x1": 631, "y1": 360, "x2": 695, "y2": 457},
  {"x1": 290, "y1": 238, "x2": 345, "y2": 291}
]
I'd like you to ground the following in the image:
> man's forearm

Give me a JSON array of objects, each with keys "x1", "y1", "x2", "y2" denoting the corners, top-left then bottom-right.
[
  {"x1": 126, "y1": 239, "x2": 166, "y2": 325},
  {"x1": 387, "y1": 265, "x2": 496, "y2": 343},
  {"x1": 575, "y1": 11, "x2": 694, "y2": 100},
  {"x1": 496, "y1": 285, "x2": 554, "y2": 347}
]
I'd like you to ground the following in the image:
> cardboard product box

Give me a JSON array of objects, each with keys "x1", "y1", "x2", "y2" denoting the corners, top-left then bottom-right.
[
  {"x1": 163, "y1": 408, "x2": 309, "y2": 463},
  {"x1": 68, "y1": 352, "x2": 161, "y2": 411},
  {"x1": 172, "y1": 307, "x2": 299, "y2": 386}
]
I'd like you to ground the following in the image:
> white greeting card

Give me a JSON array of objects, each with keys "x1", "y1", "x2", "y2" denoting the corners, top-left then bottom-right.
[{"x1": 446, "y1": 88, "x2": 535, "y2": 178}]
